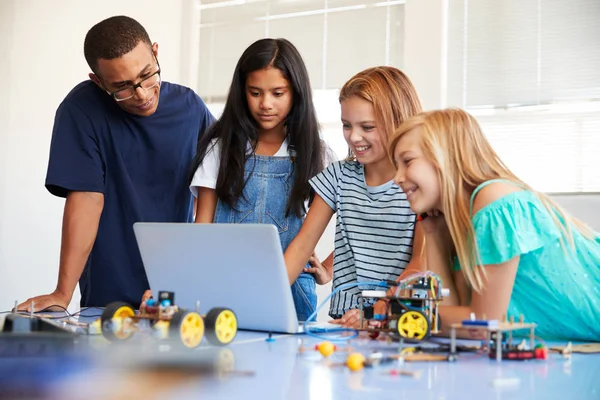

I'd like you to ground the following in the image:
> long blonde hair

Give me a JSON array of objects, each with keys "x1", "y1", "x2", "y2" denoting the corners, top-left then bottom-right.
[
  {"x1": 389, "y1": 108, "x2": 594, "y2": 292},
  {"x1": 340, "y1": 66, "x2": 422, "y2": 160}
]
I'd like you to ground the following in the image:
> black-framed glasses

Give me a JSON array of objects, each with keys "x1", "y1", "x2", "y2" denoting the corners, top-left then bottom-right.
[{"x1": 106, "y1": 58, "x2": 161, "y2": 101}]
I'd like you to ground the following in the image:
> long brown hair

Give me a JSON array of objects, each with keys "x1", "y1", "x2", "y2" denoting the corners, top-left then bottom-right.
[
  {"x1": 190, "y1": 38, "x2": 323, "y2": 217},
  {"x1": 389, "y1": 108, "x2": 594, "y2": 292},
  {"x1": 340, "y1": 66, "x2": 422, "y2": 160}
]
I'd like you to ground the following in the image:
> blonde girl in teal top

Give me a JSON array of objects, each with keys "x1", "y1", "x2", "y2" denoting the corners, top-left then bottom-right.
[{"x1": 389, "y1": 108, "x2": 600, "y2": 341}]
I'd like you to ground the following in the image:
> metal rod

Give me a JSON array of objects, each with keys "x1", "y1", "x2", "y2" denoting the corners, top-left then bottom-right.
[
  {"x1": 530, "y1": 327, "x2": 535, "y2": 349},
  {"x1": 359, "y1": 296, "x2": 363, "y2": 328},
  {"x1": 496, "y1": 330, "x2": 502, "y2": 362}
]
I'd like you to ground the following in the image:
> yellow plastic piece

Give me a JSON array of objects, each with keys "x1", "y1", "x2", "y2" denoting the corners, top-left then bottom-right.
[
  {"x1": 213, "y1": 310, "x2": 237, "y2": 345},
  {"x1": 398, "y1": 311, "x2": 429, "y2": 340},
  {"x1": 88, "y1": 318, "x2": 102, "y2": 335},
  {"x1": 112, "y1": 305, "x2": 135, "y2": 339},
  {"x1": 346, "y1": 353, "x2": 366, "y2": 372},
  {"x1": 179, "y1": 312, "x2": 205, "y2": 348},
  {"x1": 317, "y1": 341, "x2": 335, "y2": 357}
]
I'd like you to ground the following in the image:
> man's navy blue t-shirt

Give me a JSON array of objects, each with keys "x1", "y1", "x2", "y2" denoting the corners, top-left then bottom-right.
[{"x1": 46, "y1": 81, "x2": 214, "y2": 308}]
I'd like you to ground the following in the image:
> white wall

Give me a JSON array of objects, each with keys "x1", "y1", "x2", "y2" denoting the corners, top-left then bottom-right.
[
  {"x1": 0, "y1": 0, "x2": 187, "y2": 311},
  {"x1": 0, "y1": 0, "x2": 16, "y2": 311},
  {"x1": 404, "y1": 0, "x2": 448, "y2": 110}
]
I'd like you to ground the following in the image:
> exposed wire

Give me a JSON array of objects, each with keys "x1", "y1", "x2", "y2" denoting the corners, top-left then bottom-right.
[
  {"x1": 302, "y1": 280, "x2": 390, "y2": 341},
  {"x1": 302, "y1": 272, "x2": 445, "y2": 342},
  {"x1": 0, "y1": 305, "x2": 102, "y2": 319},
  {"x1": 393, "y1": 270, "x2": 443, "y2": 299}
]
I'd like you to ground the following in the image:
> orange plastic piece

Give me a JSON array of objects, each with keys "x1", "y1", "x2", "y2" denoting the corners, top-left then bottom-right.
[
  {"x1": 346, "y1": 353, "x2": 366, "y2": 372},
  {"x1": 316, "y1": 341, "x2": 336, "y2": 357}
]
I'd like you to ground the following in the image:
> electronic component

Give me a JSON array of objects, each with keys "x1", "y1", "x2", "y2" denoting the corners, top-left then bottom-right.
[{"x1": 357, "y1": 272, "x2": 446, "y2": 341}]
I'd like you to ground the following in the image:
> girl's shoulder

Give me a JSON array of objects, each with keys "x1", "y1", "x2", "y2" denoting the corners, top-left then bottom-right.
[
  {"x1": 470, "y1": 185, "x2": 562, "y2": 266},
  {"x1": 311, "y1": 160, "x2": 362, "y2": 188},
  {"x1": 338, "y1": 159, "x2": 362, "y2": 172},
  {"x1": 202, "y1": 137, "x2": 222, "y2": 156},
  {"x1": 471, "y1": 179, "x2": 527, "y2": 216},
  {"x1": 333, "y1": 160, "x2": 363, "y2": 179},
  {"x1": 319, "y1": 159, "x2": 361, "y2": 173}
]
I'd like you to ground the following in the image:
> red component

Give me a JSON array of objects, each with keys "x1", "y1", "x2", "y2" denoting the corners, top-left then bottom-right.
[
  {"x1": 534, "y1": 347, "x2": 548, "y2": 360},
  {"x1": 516, "y1": 351, "x2": 534, "y2": 359},
  {"x1": 367, "y1": 320, "x2": 383, "y2": 339},
  {"x1": 313, "y1": 344, "x2": 339, "y2": 351},
  {"x1": 489, "y1": 350, "x2": 536, "y2": 360},
  {"x1": 145, "y1": 305, "x2": 158, "y2": 314}
]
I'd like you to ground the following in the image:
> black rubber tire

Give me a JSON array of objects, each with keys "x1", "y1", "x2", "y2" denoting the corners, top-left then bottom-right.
[
  {"x1": 169, "y1": 310, "x2": 204, "y2": 349},
  {"x1": 100, "y1": 301, "x2": 135, "y2": 342},
  {"x1": 204, "y1": 307, "x2": 238, "y2": 346}
]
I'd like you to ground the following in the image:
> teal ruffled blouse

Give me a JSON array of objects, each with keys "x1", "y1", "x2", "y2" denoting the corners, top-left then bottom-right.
[{"x1": 454, "y1": 179, "x2": 600, "y2": 341}]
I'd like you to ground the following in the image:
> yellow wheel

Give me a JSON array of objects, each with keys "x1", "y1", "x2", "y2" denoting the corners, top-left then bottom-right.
[
  {"x1": 397, "y1": 310, "x2": 430, "y2": 340},
  {"x1": 170, "y1": 310, "x2": 205, "y2": 349},
  {"x1": 205, "y1": 308, "x2": 238, "y2": 346},
  {"x1": 101, "y1": 302, "x2": 136, "y2": 342}
]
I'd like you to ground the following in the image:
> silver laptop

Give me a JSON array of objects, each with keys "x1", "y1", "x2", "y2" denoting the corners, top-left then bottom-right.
[{"x1": 133, "y1": 222, "x2": 318, "y2": 334}]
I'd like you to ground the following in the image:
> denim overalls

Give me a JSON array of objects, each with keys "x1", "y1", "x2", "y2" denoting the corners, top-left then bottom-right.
[{"x1": 213, "y1": 154, "x2": 317, "y2": 321}]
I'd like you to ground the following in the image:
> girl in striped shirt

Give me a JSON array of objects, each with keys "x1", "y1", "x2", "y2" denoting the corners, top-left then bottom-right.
[{"x1": 284, "y1": 66, "x2": 425, "y2": 327}]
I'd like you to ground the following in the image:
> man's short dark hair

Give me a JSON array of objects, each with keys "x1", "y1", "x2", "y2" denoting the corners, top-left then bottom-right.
[{"x1": 84, "y1": 16, "x2": 152, "y2": 73}]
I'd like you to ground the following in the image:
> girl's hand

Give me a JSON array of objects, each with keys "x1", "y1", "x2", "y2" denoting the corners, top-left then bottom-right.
[
  {"x1": 419, "y1": 209, "x2": 448, "y2": 236},
  {"x1": 304, "y1": 252, "x2": 332, "y2": 284},
  {"x1": 330, "y1": 309, "x2": 362, "y2": 328}
]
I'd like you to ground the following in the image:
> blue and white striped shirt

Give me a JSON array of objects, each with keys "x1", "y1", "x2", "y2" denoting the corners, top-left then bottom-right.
[{"x1": 309, "y1": 160, "x2": 416, "y2": 317}]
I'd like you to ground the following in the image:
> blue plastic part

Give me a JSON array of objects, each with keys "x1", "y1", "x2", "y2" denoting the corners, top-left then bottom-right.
[
  {"x1": 307, "y1": 327, "x2": 349, "y2": 333},
  {"x1": 374, "y1": 314, "x2": 386, "y2": 320},
  {"x1": 462, "y1": 319, "x2": 499, "y2": 327},
  {"x1": 146, "y1": 298, "x2": 155, "y2": 306},
  {"x1": 161, "y1": 299, "x2": 171, "y2": 308}
]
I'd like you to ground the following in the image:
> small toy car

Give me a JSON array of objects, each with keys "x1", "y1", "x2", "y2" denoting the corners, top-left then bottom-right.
[
  {"x1": 488, "y1": 333, "x2": 548, "y2": 361},
  {"x1": 100, "y1": 291, "x2": 237, "y2": 348},
  {"x1": 358, "y1": 274, "x2": 446, "y2": 341},
  {"x1": 447, "y1": 315, "x2": 545, "y2": 362}
]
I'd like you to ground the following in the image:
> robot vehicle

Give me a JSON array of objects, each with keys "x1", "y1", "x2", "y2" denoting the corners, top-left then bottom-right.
[
  {"x1": 101, "y1": 291, "x2": 237, "y2": 348},
  {"x1": 358, "y1": 273, "x2": 447, "y2": 341}
]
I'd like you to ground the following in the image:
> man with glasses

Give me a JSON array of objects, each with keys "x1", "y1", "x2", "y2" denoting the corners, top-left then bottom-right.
[{"x1": 18, "y1": 16, "x2": 214, "y2": 311}]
